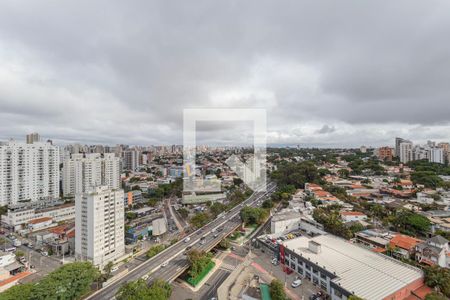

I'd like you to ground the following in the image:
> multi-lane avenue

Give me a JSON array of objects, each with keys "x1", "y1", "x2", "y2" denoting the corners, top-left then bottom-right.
[{"x1": 86, "y1": 182, "x2": 277, "y2": 300}]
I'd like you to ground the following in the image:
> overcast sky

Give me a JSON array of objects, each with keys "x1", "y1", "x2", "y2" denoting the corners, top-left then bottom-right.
[{"x1": 1, "y1": 1, "x2": 450, "y2": 147}]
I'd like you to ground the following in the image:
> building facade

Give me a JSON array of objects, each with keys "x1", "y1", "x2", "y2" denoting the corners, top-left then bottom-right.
[
  {"x1": 75, "y1": 186, "x2": 125, "y2": 267},
  {"x1": 377, "y1": 146, "x2": 394, "y2": 161},
  {"x1": 269, "y1": 234, "x2": 424, "y2": 300},
  {"x1": 5, "y1": 201, "x2": 75, "y2": 230},
  {"x1": 0, "y1": 141, "x2": 60, "y2": 206},
  {"x1": 26, "y1": 132, "x2": 40, "y2": 144},
  {"x1": 123, "y1": 150, "x2": 139, "y2": 171},
  {"x1": 63, "y1": 153, "x2": 120, "y2": 197},
  {"x1": 399, "y1": 141, "x2": 413, "y2": 164}
]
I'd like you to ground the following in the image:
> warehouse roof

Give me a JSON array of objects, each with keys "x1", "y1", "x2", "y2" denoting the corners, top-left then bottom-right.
[{"x1": 282, "y1": 234, "x2": 423, "y2": 300}]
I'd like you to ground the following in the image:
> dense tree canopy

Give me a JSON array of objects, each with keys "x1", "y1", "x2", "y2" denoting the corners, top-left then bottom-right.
[
  {"x1": 146, "y1": 244, "x2": 166, "y2": 258},
  {"x1": 392, "y1": 210, "x2": 431, "y2": 236},
  {"x1": 313, "y1": 206, "x2": 353, "y2": 239},
  {"x1": 186, "y1": 250, "x2": 212, "y2": 278},
  {"x1": 0, "y1": 262, "x2": 99, "y2": 300},
  {"x1": 116, "y1": 279, "x2": 172, "y2": 300},
  {"x1": 271, "y1": 161, "x2": 321, "y2": 188},
  {"x1": 190, "y1": 212, "x2": 210, "y2": 228},
  {"x1": 240, "y1": 206, "x2": 269, "y2": 225},
  {"x1": 424, "y1": 266, "x2": 450, "y2": 297}
]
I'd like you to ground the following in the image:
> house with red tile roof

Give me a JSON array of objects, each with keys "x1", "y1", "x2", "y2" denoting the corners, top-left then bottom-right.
[
  {"x1": 340, "y1": 211, "x2": 368, "y2": 223},
  {"x1": 390, "y1": 234, "x2": 423, "y2": 259}
]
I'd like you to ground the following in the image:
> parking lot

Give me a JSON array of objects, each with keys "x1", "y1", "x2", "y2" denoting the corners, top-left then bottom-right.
[{"x1": 251, "y1": 247, "x2": 325, "y2": 300}]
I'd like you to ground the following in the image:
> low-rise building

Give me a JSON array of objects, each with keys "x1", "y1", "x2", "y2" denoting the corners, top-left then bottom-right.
[
  {"x1": 389, "y1": 234, "x2": 423, "y2": 259},
  {"x1": 355, "y1": 230, "x2": 391, "y2": 250},
  {"x1": 5, "y1": 201, "x2": 75, "y2": 231},
  {"x1": 415, "y1": 235, "x2": 449, "y2": 268},
  {"x1": 271, "y1": 211, "x2": 301, "y2": 234},
  {"x1": 28, "y1": 217, "x2": 54, "y2": 231},
  {"x1": 340, "y1": 211, "x2": 367, "y2": 223},
  {"x1": 0, "y1": 252, "x2": 16, "y2": 268},
  {"x1": 278, "y1": 234, "x2": 424, "y2": 300}
]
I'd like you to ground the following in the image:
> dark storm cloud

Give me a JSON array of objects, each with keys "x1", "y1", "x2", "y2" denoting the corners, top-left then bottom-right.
[{"x1": 1, "y1": 0, "x2": 450, "y2": 146}]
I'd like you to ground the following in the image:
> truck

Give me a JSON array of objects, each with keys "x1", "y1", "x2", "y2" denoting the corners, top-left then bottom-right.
[{"x1": 13, "y1": 239, "x2": 22, "y2": 247}]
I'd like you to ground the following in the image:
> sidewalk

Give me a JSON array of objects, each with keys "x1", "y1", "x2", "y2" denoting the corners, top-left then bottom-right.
[{"x1": 218, "y1": 250, "x2": 318, "y2": 300}]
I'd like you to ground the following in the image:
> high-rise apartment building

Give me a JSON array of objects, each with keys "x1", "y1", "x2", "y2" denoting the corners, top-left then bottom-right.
[
  {"x1": 376, "y1": 146, "x2": 393, "y2": 161},
  {"x1": 438, "y1": 142, "x2": 449, "y2": 163},
  {"x1": 429, "y1": 147, "x2": 445, "y2": 164},
  {"x1": 399, "y1": 141, "x2": 413, "y2": 164},
  {"x1": 75, "y1": 186, "x2": 125, "y2": 267},
  {"x1": 26, "y1": 132, "x2": 40, "y2": 144},
  {"x1": 395, "y1": 137, "x2": 406, "y2": 158},
  {"x1": 62, "y1": 153, "x2": 120, "y2": 197},
  {"x1": 123, "y1": 149, "x2": 140, "y2": 171},
  {"x1": 0, "y1": 141, "x2": 59, "y2": 206}
]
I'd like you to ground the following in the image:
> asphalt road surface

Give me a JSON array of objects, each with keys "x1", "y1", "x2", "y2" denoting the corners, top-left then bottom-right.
[{"x1": 87, "y1": 182, "x2": 277, "y2": 300}]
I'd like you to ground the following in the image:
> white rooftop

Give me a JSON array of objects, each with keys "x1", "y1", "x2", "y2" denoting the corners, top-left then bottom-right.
[{"x1": 282, "y1": 234, "x2": 423, "y2": 300}]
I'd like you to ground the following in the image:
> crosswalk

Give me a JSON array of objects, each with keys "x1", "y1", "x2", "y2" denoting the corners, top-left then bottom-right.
[{"x1": 219, "y1": 262, "x2": 237, "y2": 271}]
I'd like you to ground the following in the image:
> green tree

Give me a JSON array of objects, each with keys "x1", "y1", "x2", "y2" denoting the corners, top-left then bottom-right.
[
  {"x1": 240, "y1": 206, "x2": 269, "y2": 225},
  {"x1": 15, "y1": 250, "x2": 25, "y2": 258},
  {"x1": 269, "y1": 279, "x2": 287, "y2": 300},
  {"x1": 209, "y1": 202, "x2": 227, "y2": 218},
  {"x1": 0, "y1": 262, "x2": 101, "y2": 300},
  {"x1": 0, "y1": 283, "x2": 34, "y2": 300},
  {"x1": 338, "y1": 169, "x2": 350, "y2": 178},
  {"x1": 190, "y1": 212, "x2": 210, "y2": 228},
  {"x1": 177, "y1": 208, "x2": 189, "y2": 219},
  {"x1": 116, "y1": 279, "x2": 172, "y2": 300},
  {"x1": 425, "y1": 292, "x2": 447, "y2": 300},
  {"x1": 146, "y1": 244, "x2": 166, "y2": 258},
  {"x1": 262, "y1": 199, "x2": 274, "y2": 209},
  {"x1": 392, "y1": 210, "x2": 430, "y2": 236},
  {"x1": 348, "y1": 296, "x2": 364, "y2": 300},
  {"x1": 218, "y1": 238, "x2": 231, "y2": 249},
  {"x1": 271, "y1": 161, "x2": 320, "y2": 188},
  {"x1": 0, "y1": 205, "x2": 7, "y2": 226},
  {"x1": 103, "y1": 261, "x2": 114, "y2": 280},
  {"x1": 233, "y1": 178, "x2": 243, "y2": 186},
  {"x1": 186, "y1": 249, "x2": 212, "y2": 278},
  {"x1": 424, "y1": 266, "x2": 450, "y2": 297}
]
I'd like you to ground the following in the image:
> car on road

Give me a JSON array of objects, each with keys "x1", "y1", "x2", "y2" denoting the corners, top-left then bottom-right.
[
  {"x1": 142, "y1": 274, "x2": 149, "y2": 280},
  {"x1": 213, "y1": 233, "x2": 219, "y2": 238},
  {"x1": 291, "y1": 279, "x2": 302, "y2": 288},
  {"x1": 41, "y1": 251, "x2": 48, "y2": 256},
  {"x1": 161, "y1": 261, "x2": 168, "y2": 267},
  {"x1": 185, "y1": 246, "x2": 192, "y2": 251},
  {"x1": 184, "y1": 237, "x2": 191, "y2": 243},
  {"x1": 271, "y1": 258, "x2": 279, "y2": 265}
]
